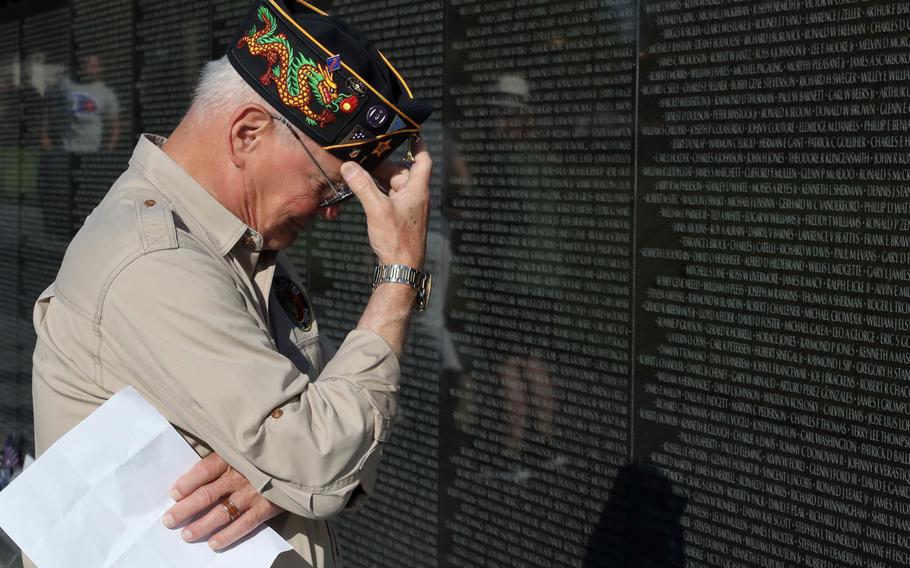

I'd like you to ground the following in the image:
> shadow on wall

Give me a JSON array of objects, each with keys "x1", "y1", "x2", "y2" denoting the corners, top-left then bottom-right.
[{"x1": 584, "y1": 463, "x2": 687, "y2": 568}]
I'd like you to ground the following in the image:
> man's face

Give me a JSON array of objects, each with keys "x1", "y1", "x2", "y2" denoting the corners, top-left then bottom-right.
[
  {"x1": 80, "y1": 55, "x2": 102, "y2": 81},
  {"x1": 249, "y1": 125, "x2": 342, "y2": 250}
]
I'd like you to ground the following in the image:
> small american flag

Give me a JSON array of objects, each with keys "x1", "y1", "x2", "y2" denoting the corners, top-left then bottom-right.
[{"x1": 0, "y1": 436, "x2": 21, "y2": 491}]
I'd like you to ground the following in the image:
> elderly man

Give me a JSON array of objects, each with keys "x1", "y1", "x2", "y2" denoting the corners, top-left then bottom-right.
[{"x1": 27, "y1": 1, "x2": 431, "y2": 566}]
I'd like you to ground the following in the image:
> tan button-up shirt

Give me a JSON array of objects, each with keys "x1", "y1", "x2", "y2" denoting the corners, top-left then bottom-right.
[{"x1": 27, "y1": 135, "x2": 400, "y2": 567}]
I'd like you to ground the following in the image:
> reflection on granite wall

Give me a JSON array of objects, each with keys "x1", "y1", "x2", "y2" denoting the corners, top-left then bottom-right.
[
  {"x1": 436, "y1": 2, "x2": 637, "y2": 565},
  {"x1": 3, "y1": 1, "x2": 910, "y2": 567}
]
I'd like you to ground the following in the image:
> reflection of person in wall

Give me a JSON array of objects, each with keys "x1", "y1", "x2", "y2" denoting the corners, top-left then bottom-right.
[
  {"x1": 27, "y1": 2, "x2": 433, "y2": 567},
  {"x1": 42, "y1": 54, "x2": 121, "y2": 154},
  {"x1": 501, "y1": 354, "x2": 554, "y2": 458},
  {"x1": 418, "y1": 128, "x2": 468, "y2": 378},
  {"x1": 18, "y1": 56, "x2": 46, "y2": 195},
  {"x1": 492, "y1": 76, "x2": 557, "y2": 470},
  {"x1": 446, "y1": 74, "x2": 560, "y2": 481},
  {"x1": 0, "y1": 54, "x2": 21, "y2": 204}
]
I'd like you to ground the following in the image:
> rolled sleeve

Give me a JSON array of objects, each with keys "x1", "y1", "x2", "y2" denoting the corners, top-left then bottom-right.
[{"x1": 99, "y1": 248, "x2": 400, "y2": 518}]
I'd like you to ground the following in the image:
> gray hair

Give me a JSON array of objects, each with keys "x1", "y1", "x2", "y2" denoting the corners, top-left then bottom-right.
[{"x1": 188, "y1": 56, "x2": 297, "y2": 145}]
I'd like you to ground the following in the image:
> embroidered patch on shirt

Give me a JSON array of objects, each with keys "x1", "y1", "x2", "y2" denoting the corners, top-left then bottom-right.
[{"x1": 275, "y1": 276, "x2": 313, "y2": 331}]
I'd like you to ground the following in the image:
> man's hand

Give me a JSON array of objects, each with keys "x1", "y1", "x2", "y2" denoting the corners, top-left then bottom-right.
[
  {"x1": 342, "y1": 139, "x2": 431, "y2": 268},
  {"x1": 162, "y1": 453, "x2": 283, "y2": 550},
  {"x1": 341, "y1": 141, "x2": 432, "y2": 356}
]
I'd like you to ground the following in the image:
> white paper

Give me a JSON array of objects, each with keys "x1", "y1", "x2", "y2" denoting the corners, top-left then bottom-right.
[{"x1": 0, "y1": 387, "x2": 291, "y2": 567}]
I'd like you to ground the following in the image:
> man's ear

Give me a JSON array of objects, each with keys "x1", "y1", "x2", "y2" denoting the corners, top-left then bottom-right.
[{"x1": 227, "y1": 104, "x2": 273, "y2": 168}]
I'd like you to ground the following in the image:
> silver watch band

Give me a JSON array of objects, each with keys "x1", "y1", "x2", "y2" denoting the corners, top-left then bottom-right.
[{"x1": 371, "y1": 264, "x2": 432, "y2": 312}]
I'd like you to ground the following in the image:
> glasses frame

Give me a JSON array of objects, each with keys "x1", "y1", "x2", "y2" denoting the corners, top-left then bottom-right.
[{"x1": 269, "y1": 113, "x2": 355, "y2": 207}]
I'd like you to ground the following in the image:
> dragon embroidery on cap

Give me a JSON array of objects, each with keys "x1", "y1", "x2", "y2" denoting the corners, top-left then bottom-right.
[{"x1": 237, "y1": 7, "x2": 359, "y2": 127}]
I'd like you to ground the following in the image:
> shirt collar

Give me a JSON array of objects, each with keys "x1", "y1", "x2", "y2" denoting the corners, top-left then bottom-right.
[
  {"x1": 233, "y1": 231, "x2": 266, "y2": 279},
  {"x1": 128, "y1": 134, "x2": 260, "y2": 258}
]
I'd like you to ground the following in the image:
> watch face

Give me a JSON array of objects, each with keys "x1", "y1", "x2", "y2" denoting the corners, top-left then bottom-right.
[{"x1": 419, "y1": 273, "x2": 432, "y2": 311}]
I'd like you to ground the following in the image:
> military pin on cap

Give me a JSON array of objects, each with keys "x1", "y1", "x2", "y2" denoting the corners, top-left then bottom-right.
[
  {"x1": 346, "y1": 76, "x2": 366, "y2": 98},
  {"x1": 405, "y1": 134, "x2": 419, "y2": 163},
  {"x1": 326, "y1": 54, "x2": 342, "y2": 72},
  {"x1": 366, "y1": 105, "x2": 389, "y2": 128}
]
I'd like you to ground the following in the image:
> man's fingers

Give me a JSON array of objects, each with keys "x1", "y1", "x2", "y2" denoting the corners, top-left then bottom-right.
[
  {"x1": 343, "y1": 140, "x2": 430, "y2": 201},
  {"x1": 164, "y1": 454, "x2": 239, "y2": 528},
  {"x1": 161, "y1": 451, "x2": 286, "y2": 550},
  {"x1": 208, "y1": 499, "x2": 281, "y2": 551},
  {"x1": 389, "y1": 142, "x2": 431, "y2": 198},
  {"x1": 208, "y1": 510, "x2": 260, "y2": 551},
  {"x1": 340, "y1": 161, "x2": 382, "y2": 211},
  {"x1": 170, "y1": 453, "x2": 229, "y2": 501},
  {"x1": 388, "y1": 169, "x2": 411, "y2": 193},
  {"x1": 405, "y1": 140, "x2": 432, "y2": 189},
  {"x1": 163, "y1": 474, "x2": 231, "y2": 528},
  {"x1": 383, "y1": 140, "x2": 430, "y2": 194},
  {"x1": 372, "y1": 159, "x2": 409, "y2": 187},
  {"x1": 178, "y1": 498, "x2": 232, "y2": 543},
  {"x1": 179, "y1": 489, "x2": 254, "y2": 543}
]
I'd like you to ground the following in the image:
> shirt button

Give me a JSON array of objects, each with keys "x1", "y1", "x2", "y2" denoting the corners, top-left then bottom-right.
[
  {"x1": 270, "y1": 408, "x2": 284, "y2": 419},
  {"x1": 144, "y1": 199, "x2": 156, "y2": 207}
]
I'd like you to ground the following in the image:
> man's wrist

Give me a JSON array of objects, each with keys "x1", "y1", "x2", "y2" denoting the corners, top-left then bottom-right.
[
  {"x1": 371, "y1": 264, "x2": 432, "y2": 312},
  {"x1": 378, "y1": 253, "x2": 425, "y2": 270}
]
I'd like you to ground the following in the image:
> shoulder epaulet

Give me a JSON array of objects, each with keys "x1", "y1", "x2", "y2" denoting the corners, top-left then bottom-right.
[{"x1": 135, "y1": 197, "x2": 178, "y2": 253}]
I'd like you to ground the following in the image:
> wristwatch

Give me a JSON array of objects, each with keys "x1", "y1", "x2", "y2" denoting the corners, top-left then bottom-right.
[{"x1": 371, "y1": 264, "x2": 432, "y2": 312}]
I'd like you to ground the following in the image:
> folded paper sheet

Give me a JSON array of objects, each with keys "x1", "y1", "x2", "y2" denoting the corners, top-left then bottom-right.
[{"x1": 0, "y1": 387, "x2": 291, "y2": 567}]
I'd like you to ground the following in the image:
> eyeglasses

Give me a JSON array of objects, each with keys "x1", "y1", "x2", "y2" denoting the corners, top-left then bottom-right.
[{"x1": 269, "y1": 113, "x2": 355, "y2": 207}]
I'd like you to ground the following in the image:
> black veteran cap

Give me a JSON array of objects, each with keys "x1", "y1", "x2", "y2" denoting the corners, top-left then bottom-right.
[{"x1": 227, "y1": 0, "x2": 432, "y2": 172}]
